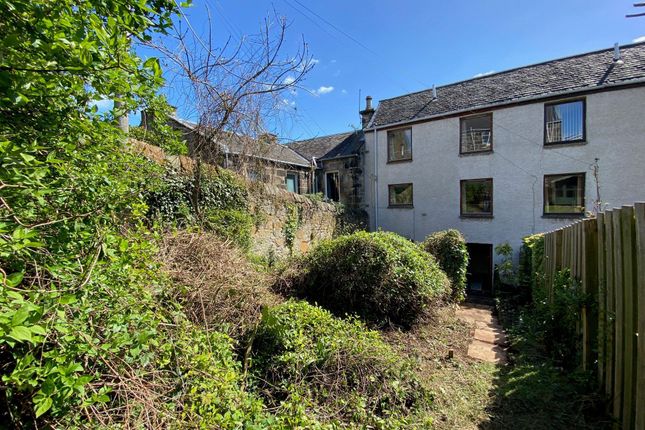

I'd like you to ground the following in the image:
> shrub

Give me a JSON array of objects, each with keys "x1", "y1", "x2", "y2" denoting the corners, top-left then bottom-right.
[
  {"x1": 278, "y1": 231, "x2": 449, "y2": 327},
  {"x1": 519, "y1": 233, "x2": 545, "y2": 300},
  {"x1": 250, "y1": 301, "x2": 430, "y2": 428},
  {"x1": 205, "y1": 208, "x2": 254, "y2": 251},
  {"x1": 422, "y1": 229, "x2": 469, "y2": 301},
  {"x1": 158, "y1": 231, "x2": 281, "y2": 339}
]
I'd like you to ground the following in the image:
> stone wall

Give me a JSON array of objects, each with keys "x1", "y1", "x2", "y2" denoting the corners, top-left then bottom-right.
[
  {"x1": 130, "y1": 139, "x2": 366, "y2": 258},
  {"x1": 249, "y1": 184, "x2": 349, "y2": 259}
]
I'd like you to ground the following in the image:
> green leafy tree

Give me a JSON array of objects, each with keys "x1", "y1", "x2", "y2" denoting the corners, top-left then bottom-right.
[{"x1": 0, "y1": 0, "x2": 180, "y2": 425}]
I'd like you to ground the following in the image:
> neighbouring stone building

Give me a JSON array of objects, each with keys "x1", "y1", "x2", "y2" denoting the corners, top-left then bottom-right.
[
  {"x1": 287, "y1": 130, "x2": 365, "y2": 206},
  {"x1": 165, "y1": 117, "x2": 314, "y2": 194}
]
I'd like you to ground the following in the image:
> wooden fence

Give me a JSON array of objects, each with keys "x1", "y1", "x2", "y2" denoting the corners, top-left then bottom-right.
[{"x1": 541, "y1": 203, "x2": 645, "y2": 429}]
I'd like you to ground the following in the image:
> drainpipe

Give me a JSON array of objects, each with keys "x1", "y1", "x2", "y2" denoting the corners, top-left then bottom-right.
[{"x1": 372, "y1": 125, "x2": 379, "y2": 229}]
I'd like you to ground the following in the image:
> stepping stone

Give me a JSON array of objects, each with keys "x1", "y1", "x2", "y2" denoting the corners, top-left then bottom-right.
[
  {"x1": 467, "y1": 339, "x2": 508, "y2": 364},
  {"x1": 457, "y1": 303, "x2": 508, "y2": 364}
]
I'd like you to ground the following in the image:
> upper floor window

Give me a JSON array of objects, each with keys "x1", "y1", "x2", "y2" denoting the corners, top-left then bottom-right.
[
  {"x1": 460, "y1": 113, "x2": 492, "y2": 154},
  {"x1": 543, "y1": 173, "x2": 585, "y2": 216},
  {"x1": 544, "y1": 99, "x2": 585, "y2": 145},
  {"x1": 387, "y1": 128, "x2": 412, "y2": 162},
  {"x1": 461, "y1": 178, "x2": 493, "y2": 217},
  {"x1": 388, "y1": 183, "x2": 413, "y2": 207}
]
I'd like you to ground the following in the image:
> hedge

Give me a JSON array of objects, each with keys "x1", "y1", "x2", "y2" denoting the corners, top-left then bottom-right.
[
  {"x1": 279, "y1": 231, "x2": 449, "y2": 327},
  {"x1": 422, "y1": 229, "x2": 469, "y2": 301}
]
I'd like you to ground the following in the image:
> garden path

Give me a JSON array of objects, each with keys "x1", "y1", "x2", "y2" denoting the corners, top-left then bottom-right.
[{"x1": 456, "y1": 303, "x2": 507, "y2": 364}]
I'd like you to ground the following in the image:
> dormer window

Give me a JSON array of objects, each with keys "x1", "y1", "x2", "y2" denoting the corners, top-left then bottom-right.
[{"x1": 544, "y1": 99, "x2": 585, "y2": 145}]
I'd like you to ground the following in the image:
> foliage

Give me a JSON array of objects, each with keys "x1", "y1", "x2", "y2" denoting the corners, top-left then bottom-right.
[
  {"x1": 277, "y1": 231, "x2": 450, "y2": 327},
  {"x1": 422, "y1": 229, "x2": 469, "y2": 301},
  {"x1": 283, "y1": 204, "x2": 300, "y2": 253},
  {"x1": 144, "y1": 166, "x2": 252, "y2": 247},
  {"x1": 519, "y1": 233, "x2": 545, "y2": 299},
  {"x1": 129, "y1": 95, "x2": 188, "y2": 155},
  {"x1": 495, "y1": 242, "x2": 517, "y2": 286},
  {"x1": 250, "y1": 301, "x2": 431, "y2": 428}
]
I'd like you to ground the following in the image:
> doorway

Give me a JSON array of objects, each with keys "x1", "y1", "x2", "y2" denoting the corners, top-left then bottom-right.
[
  {"x1": 466, "y1": 243, "x2": 493, "y2": 296},
  {"x1": 325, "y1": 171, "x2": 340, "y2": 202}
]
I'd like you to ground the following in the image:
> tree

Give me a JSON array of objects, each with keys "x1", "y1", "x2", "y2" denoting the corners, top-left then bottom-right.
[{"x1": 0, "y1": 0, "x2": 178, "y2": 425}]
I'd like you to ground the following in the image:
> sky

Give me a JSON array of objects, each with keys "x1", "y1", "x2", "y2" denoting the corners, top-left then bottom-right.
[{"x1": 142, "y1": 0, "x2": 645, "y2": 142}]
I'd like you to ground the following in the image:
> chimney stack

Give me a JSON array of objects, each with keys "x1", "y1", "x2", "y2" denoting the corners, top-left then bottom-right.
[
  {"x1": 359, "y1": 95, "x2": 375, "y2": 129},
  {"x1": 432, "y1": 84, "x2": 437, "y2": 100}
]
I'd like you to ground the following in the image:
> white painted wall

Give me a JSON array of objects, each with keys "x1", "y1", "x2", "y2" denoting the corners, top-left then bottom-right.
[{"x1": 362, "y1": 87, "x2": 645, "y2": 263}]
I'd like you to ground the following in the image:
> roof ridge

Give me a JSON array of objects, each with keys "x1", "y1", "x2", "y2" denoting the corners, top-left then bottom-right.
[
  {"x1": 288, "y1": 130, "x2": 355, "y2": 145},
  {"x1": 377, "y1": 41, "x2": 645, "y2": 103}
]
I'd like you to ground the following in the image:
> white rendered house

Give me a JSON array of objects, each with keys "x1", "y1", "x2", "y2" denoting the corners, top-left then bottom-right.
[{"x1": 360, "y1": 42, "x2": 645, "y2": 295}]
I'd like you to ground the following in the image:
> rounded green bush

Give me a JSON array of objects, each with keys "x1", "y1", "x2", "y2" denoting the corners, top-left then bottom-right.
[
  {"x1": 251, "y1": 301, "x2": 429, "y2": 427},
  {"x1": 422, "y1": 229, "x2": 469, "y2": 301},
  {"x1": 282, "y1": 231, "x2": 449, "y2": 327}
]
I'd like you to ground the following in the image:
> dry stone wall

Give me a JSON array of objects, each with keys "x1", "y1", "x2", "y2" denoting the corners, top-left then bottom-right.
[{"x1": 130, "y1": 139, "x2": 365, "y2": 258}]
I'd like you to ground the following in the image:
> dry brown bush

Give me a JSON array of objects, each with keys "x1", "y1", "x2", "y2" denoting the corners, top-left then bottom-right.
[{"x1": 158, "y1": 230, "x2": 282, "y2": 339}]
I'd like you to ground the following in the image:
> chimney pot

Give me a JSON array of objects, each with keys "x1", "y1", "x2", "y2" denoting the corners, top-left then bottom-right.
[
  {"x1": 613, "y1": 43, "x2": 623, "y2": 64},
  {"x1": 366, "y1": 95, "x2": 373, "y2": 110}
]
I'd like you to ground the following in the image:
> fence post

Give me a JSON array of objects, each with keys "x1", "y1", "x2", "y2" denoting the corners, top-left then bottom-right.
[
  {"x1": 634, "y1": 202, "x2": 645, "y2": 430},
  {"x1": 605, "y1": 210, "x2": 616, "y2": 402},
  {"x1": 596, "y1": 212, "x2": 606, "y2": 390},
  {"x1": 620, "y1": 206, "x2": 636, "y2": 429},
  {"x1": 582, "y1": 218, "x2": 598, "y2": 372},
  {"x1": 612, "y1": 208, "x2": 624, "y2": 427}
]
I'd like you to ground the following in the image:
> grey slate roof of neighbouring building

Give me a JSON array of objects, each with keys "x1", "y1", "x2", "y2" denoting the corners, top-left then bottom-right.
[
  {"x1": 287, "y1": 131, "x2": 363, "y2": 163},
  {"x1": 369, "y1": 42, "x2": 645, "y2": 128},
  {"x1": 168, "y1": 117, "x2": 310, "y2": 167}
]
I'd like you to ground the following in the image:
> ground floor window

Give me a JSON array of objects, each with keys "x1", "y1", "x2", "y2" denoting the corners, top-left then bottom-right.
[
  {"x1": 285, "y1": 172, "x2": 299, "y2": 193},
  {"x1": 543, "y1": 173, "x2": 585, "y2": 215},
  {"x1": 325, "y1": 171, "x2": 340, "y2": 201},
  {"x1": 461, "y1": 178, "x2": 493, "y2": 217},
  {"x1": 388, "y1": 183, "x2": 413, "y2": 207}
]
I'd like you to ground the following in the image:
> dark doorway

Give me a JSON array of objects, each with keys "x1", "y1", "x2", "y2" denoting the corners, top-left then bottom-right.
[
  {"x1": 325, "y1": 171, "x2": 340, "y2": 202},
  {"x1": 466, "y1": 243, "x2": 493, "y2": 296}
]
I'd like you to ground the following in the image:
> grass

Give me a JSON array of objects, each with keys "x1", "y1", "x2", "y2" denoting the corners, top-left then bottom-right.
[{"x1": 385, "y1": 305, "x2": 497, "y2": 429}]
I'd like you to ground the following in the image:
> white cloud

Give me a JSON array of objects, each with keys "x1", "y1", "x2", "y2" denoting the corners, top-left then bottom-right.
[
  {"x1": 281, "y1": 98, "x2": 296, "y2": 108},
  {"x1": 313, "y1": 86, "x2": 334, "y2": 96},
  {"x1": 283, "y1": 76, "x2": 295, "y2": 85},
  {"x1": 341, "y1": 89, "x2": 347, "y2": 94},
  {"x1": 473, "y1": 70, "x2": 495, "y2": 78},
  {"x1": 633, "y1": 36, "x2": 645, "y2": 43}
]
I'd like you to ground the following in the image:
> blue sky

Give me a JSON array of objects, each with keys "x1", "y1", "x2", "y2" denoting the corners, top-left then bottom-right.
[{"x1": 147, "y1": 0, "x2": 645, "y2": 141}]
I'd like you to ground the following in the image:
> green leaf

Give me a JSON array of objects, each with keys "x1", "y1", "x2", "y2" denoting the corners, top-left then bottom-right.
[
  {"x1": 6, "y1": 272, "x2": 24, "y2": 287},
  {"x1": 9, "y1": 326, "x2": 32, "y2": 343},
  {"x1": 34, "y1": 396, "x2": 52, "y2": 418},
  {"x1": 59, "y1": 294, "x2": 77, "y2": 305},
  {"x1": 11, "y1": 307, "x2": 30, "y2": 326}
]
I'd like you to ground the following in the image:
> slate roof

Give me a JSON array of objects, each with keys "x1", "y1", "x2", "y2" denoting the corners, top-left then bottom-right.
[
  {"x1": 287, "y1": 131, "x2": 363, "y2": 163},
  {"x1": 370, "y1": 42, "x2": 645, "y2": 128},
  {"x1": 168, "y1": 117, "x2": 310, "y2": 167}
]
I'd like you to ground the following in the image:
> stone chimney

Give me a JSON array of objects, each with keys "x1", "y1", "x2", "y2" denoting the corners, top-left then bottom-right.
[{"x1": 359, "y1": 95, "x2": 375, "y2": 129}]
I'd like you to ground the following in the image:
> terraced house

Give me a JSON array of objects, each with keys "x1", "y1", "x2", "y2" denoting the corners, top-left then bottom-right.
[{"x1": 359, "y1": 42, "x2": 645, "y2": 295}]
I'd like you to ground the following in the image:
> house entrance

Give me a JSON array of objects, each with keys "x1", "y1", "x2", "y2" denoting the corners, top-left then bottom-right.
[
  {"x1": 466, "y1": 243, "x2": 493, "y2": 296},
  {"x1": 325, "y1": 171, "x2": 340, "y2": 202}
]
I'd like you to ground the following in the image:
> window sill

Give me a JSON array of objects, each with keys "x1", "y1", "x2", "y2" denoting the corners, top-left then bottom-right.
[
  {"x1": 386, "y1": 158, "x2": 413, "y2": 165},
  {"x1": 542, "y1": 213, "x2": 585, "y2": 219},
  {"x1": 460, "y1": 214, "x2": 493, "y2": 219},
  {"x1": 388, "y1": 205, "x2": 414, "y2": 209},
  {"x1": 459, "y1": 149, "x2": 493, "y2": 157},
  {"x1": 544, "y1": 140, "x2": 586, "y2": 148}
]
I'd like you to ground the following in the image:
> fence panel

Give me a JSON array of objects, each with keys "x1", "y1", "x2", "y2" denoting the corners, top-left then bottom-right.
[{"x1": 539, "y1": 203, "x2": 645, "y2": 429}]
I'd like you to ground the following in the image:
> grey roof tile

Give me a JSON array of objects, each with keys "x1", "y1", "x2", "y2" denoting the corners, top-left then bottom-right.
[
  {"x1": 287, "y1": 131, "x2": 363, "y2": 162},
  {"x1": 371, "y1": 42, "x2": 645, "y2": 127},
  {"x1": 168, "y1": 117, "x2": 310, "y2": 167}
]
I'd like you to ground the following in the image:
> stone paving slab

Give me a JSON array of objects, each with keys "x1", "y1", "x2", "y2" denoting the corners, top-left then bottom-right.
[{"x1": 457, "y1": 303, "x2": 508, "y2": 364}]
